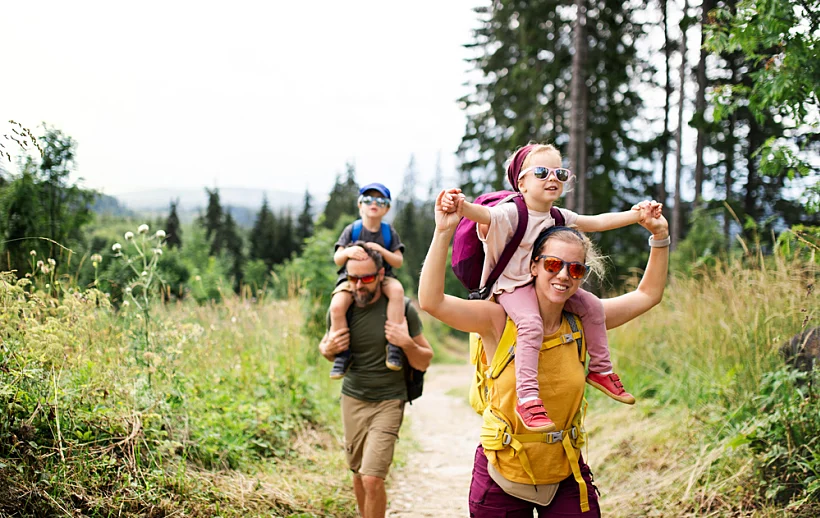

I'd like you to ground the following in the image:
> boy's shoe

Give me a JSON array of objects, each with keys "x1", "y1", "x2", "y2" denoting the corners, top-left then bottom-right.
[
  {"x1": 330, "y1": 353, "x2": 353, "y2": 380},
  {"x1": 586, "y1": 372, "x2": 636, "y2": 405},
  {"x1": 514, "y1": 398, "x2": 557, "y2": 433},
  {"x1": 385, "y1": 343, "x2": 403, "y2": 371}
]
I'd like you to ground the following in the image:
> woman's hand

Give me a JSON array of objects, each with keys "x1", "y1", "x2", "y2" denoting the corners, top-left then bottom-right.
[
  {"x1": 640, "y1": 212, "x2": 669, "y2": 239},
  {"x1": 435, "y1": 189, "x2": 464, "y2": 233}
]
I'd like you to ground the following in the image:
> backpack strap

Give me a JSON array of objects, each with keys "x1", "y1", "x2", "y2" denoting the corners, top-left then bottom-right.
[
  {"x1": 563, "y1": 310, "x2": 585, "y2": 363},
  {"x1": 550, "y1": 207, "x2": 565, "y2": 227},
  {"x1": 351, "y1": 219, "x2": 393, "y2": 251},
  {"x1": 380, "y1": 222, "x2": 392, "y2": 250},
  {"x1": 477, "y1": 194, "x2": 528, "y2": 300},
  {"x1": 351, "y1": 219, "x2": 363, "y2": 242}
]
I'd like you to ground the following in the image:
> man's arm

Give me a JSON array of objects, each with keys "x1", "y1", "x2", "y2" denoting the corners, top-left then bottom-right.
[
  {"x1": 318, "y1": 328, "x2": 350, "y2": 362},
  {"x1": 385, "y1": 320, "x2": 433, "y2": 371}
]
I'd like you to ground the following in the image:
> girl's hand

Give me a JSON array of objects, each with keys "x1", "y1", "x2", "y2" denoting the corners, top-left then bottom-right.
[
  {"x1": 365, "y1": 242, "x2": 387, "y2": 255},
  {"x1": 435, "y1": 189, "x2": 463, "y2": 233}
]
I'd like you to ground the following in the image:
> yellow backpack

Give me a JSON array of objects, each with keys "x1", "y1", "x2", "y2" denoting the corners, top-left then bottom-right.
[{"x1": 468, "y1": 311, "x2": 591, "y2": 512}]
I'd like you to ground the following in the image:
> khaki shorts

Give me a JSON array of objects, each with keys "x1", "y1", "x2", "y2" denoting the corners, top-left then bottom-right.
[{"x1": 341, "y1": 394, "x2": 405, "y2": 479}]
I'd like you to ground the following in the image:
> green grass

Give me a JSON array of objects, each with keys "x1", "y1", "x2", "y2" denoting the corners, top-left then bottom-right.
[{"x1": 0, "y1": 273, "x2": 357, "y2": 517}]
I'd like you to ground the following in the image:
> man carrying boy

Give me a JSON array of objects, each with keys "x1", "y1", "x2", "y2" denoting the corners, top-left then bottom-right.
[
  {"x1": 320, "y1": 245, "x2": 433, "y2": 518},
  {"x1": 329, "y1": 182, "x2": 407, "y2": 378}
]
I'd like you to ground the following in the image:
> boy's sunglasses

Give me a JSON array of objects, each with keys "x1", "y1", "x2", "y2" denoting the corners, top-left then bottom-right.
[
  {"x1": 521, "y1": 166, "x2": 572, "y2": 183},
  {"x1": 358, "y1": 195, "x2": 390, "y2": 208},
  {"x1": 347, "y1": 272, "x2": 379, "y2": 284},
  {"x1": 534, "y1": 255, "x2": 588, "y2": 280}
]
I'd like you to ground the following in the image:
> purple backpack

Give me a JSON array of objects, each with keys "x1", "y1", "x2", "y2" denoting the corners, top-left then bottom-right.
[{"x1": 451, "y1": 191, "x2": 565, "y2": 300}]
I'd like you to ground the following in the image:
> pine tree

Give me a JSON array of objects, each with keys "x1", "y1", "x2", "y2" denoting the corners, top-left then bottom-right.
[
  {"x1": 296, "y1": 189, "x2": 314, "y2": 249},
  {"x1": 218, "y1": 209, "x2": 244, "y2": 292},
  {"x1": 250, "y1": 196, "x2": 277, "y2": 271},
  {"x1": 322, "y1": 162, "x2": 359, "y2": 228},
  {"x1": 165, "y1": 199, "x2": 182, "y2": 249},
  {"x1": 202, "y1": 188, "x2": 223, "y2": 249}
]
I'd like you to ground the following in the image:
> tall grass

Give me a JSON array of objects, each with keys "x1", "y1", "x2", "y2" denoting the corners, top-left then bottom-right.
[
  {"x1": 595, "y1": 252, "x2": 819, "y2": 515},
  {"x1": 0, "y1": 272, "x2": 356, "y2": 517},
  {"x1": 611, "y1": 255, "x2": 816, "y2": 411}
]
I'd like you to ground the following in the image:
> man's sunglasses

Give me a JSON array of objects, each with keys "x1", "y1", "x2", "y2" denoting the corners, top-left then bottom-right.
[
  {"x1": 347, "y1": 272, "x2": 380, "y2": 284},
  {"x1": 521, "y1": 166, "x2": 572, "y2": 183},
  {"x1": 534, "y1": 255, "x2": 588, "y2": 280},
  {"x1": 358, "y1": 195, "x2": 390, "y2": 208}
]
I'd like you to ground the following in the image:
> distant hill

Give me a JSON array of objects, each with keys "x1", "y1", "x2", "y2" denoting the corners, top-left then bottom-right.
[
  {"x1": 108, "y1": 187, "x2": 323, "y2": 227},
  {"x1": 91, "y1": 193, "x2": 136, "y2": 217}
]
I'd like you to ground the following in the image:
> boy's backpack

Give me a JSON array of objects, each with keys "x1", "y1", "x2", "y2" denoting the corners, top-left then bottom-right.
[
  {"x1": 451, "y1": 191, "x2": 564, "y2": 300},
  {"x1": 346, "y1": 297, "x2": 424, "y2": 404},
  {"x1": 351, "y1": 220, "x2": 392, "y2": 250}
]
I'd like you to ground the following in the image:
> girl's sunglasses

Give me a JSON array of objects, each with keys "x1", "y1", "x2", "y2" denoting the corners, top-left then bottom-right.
[
  {"x1": 347, "y1": 272, "x2": 379, "y2": 284},
  {"x1": 521, "y1": 166, "x2": 572, "y2": 183},
  {"x1": 358, "y1": 195, "x2": 390, "y2": 208},
  {"x1": 534, "y1": 255, "x2": 588, "y2": 280}
]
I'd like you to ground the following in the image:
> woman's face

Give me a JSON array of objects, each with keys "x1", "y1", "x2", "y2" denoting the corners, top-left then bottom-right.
[
  {"x1": 517, "y1": 150, "x2": 564, "y2": 205},
  {"x1": 530, "y1": 237, "x2": 585, "y2": 305}
]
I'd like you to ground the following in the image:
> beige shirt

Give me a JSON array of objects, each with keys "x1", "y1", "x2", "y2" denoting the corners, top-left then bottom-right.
[{"x1": 478, "y1": 201, "x2": 578, "y2": 295}]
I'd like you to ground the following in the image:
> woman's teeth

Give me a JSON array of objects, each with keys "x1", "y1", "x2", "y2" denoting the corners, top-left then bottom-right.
[{"x1": 551, "y1": 283, "x2": 568, "y2": 292}]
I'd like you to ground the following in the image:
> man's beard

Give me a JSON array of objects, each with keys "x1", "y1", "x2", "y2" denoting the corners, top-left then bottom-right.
[{"x1": 353, "y1": 288, "x2": 375, "y2": 306}]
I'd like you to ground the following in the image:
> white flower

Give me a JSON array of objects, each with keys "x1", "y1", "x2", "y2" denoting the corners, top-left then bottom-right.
[
  {"x1": 122, "y1": 300, "x2": 130, "y2": 307},
  {"x1": 91, "y1": 254, "x2": 102, "y2": 263},
  {"x1": 36, "y1": 260, "x2": 44, "y2": 268},
  {"x1": 125, "y1": 287, "x2": 132, "y2": 294},
  {"x1": 138, "y1": 224, "x2": 149, "y2": 234},
  {"x1": 155, "y1": 230, "x2": 166, "y2": 239},
  {"x1": 152, "y1": 248, "x2": 163, "y2": 256},
  {"x1": 47, "y1": 258, "x2": 56, "y2": 266},
  {"x1": 29, "y1": 250, "x2": 36, "y2": 256},
  {"x1": 112, "y1": 243, "x2": 122, "y2": 252},
  {"x1": 141, "y1": 271, "x2": 148, "y2": 277},
  {"x1": 125, "y1": 231, "x2": 134, "y2": 241}
]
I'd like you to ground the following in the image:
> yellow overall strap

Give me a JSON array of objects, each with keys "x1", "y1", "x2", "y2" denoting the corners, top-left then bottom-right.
[
  {"x1": 480, "y1": 410, "x2": 538, "y2": 485},
  {"x1": 562, "y1": 432, "x2": 589, "y2": 512}
]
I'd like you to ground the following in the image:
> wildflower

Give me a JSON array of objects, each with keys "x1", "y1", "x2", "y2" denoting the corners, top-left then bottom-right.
[
  {"x1": 138, "y1": 224, "x2": 149, "y2": 234},
  {"x1": 91, "y1": 254, "x2": 102, "y2": 263},
  {"x1": 29, "y1": 250, "x2": 36, "y2": 256},
  {"x1": 125, "y1": 287, "x2": 132, "y2": 294},
  {"x1": 195, "y1": 275, "x2": 202, "y2": 282},
  {"x1": 155, "y1": 230, "x2": 166, "y2": 239},
  {"x1": 141, "y1": 271, "x2": 148, "y2": 277},
  {"x1": 122, "y1": 300, "x2": 130, "y2": 307},
  {"x1": 36, "y1": 260, "x2": 44, "y2": 268},
  {"x1": 112, "y1": 243, "x2": 122, "y2": 252},
  {"x1": 125, "y1": 231, "x2": 134, "y2": 241},
  {"x1": 152, "y1": 248, "x2": 163, "y2": 256},
  {"x1": 40, "y1": 265, "x2": 50, "y2": 274},
  {"x1": 47, "y1": 258, "x2": 56, "y2": 266}
]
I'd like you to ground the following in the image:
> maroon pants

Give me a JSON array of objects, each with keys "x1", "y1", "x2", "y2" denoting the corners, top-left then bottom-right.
[{"x1": 469, "y1": 446, "x2": 601, "y2": 518}]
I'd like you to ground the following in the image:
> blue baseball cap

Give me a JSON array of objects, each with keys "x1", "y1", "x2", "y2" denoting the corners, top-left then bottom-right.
[{"x1": 358, "y1": 182, "x2": 391, "y2": 200}]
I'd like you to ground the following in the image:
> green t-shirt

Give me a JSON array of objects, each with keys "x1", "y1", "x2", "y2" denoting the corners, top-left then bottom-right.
[{"x1": 328, "y1": 296, "x2": 423, "y2": 402}]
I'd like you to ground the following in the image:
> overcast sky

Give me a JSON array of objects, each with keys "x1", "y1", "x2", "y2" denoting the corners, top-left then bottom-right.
[{"x1": 1, "y1": 0, "x2": 482, "y2": 200}]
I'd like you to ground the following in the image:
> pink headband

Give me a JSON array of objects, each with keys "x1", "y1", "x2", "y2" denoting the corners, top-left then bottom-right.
[{"x1": 506, "y1": 144, "x2": 536, "y2": 192}]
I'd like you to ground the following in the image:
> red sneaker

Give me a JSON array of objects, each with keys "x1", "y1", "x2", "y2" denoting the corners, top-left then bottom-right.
[
  {"x1": 586, "y1": 372, "x2": 636, "y2": 405},
  {"x1": 515, "y1": 399, "x2": 557, "y2": 433}
]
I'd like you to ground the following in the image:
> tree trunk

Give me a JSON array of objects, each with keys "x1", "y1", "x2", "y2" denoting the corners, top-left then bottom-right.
[
  {"x1": 724, "y1": 63, "x2": 737, "y2": 245},
  {"x1": 694, "y1": 0, "x2": 714, "y2": 208},
  {"x1": 568, "y1": 0, "x2": 588, "y2": 213},
  {"x1": 660, "y1": 0, "x2": 671, "y2": 210},
  {"x1": 672, "y1": 0, "x2": 688, "y2": 250}
]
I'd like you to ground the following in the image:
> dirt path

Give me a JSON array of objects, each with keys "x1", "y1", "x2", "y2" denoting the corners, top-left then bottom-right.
[{"x1": 387, "y1": 363, "x2": 481, "y2": 517}]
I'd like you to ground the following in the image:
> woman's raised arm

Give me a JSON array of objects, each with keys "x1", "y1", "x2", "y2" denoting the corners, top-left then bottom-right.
[
  {"x1": 601, "y1": 214, "x2": 670, "y2": 329},
  {"x1": 418, "y1": 191, "x2": 504, "y2": 339}
]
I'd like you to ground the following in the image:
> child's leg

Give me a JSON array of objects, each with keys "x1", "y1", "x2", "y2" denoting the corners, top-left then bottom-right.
[
  {"x1": 565, "y1": 288, "x2": 635, "y2": 404},
  {"x1": 381, "y1": 277, "x2": 405, "y2": 324},
  {"x1": 497, "y1": 285, "x2": 543, "y2": 402},
  {"x1": 564, "y1": 288, "x2": 610, "y2": 373},
  {"x1": 381, "y1": 277, "x2": 405, "y2": 371},
  {"x1": 330, "y1": 285, "x2": 354, "y2": 335}
]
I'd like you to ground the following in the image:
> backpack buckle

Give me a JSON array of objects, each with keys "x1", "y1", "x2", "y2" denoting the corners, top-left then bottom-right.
[
  {"x1": 562, "y1": 333, "x2": 574, "y2": 344},
  {"x1": 570, "y1": 427, "x2": 578, "y2": 440},
  {"x1": 502, "y1": 432, "x2": 512, "y2": 446},
  {"x1": 546, "y1": 431, "x2": 564, "y2": 444}
]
